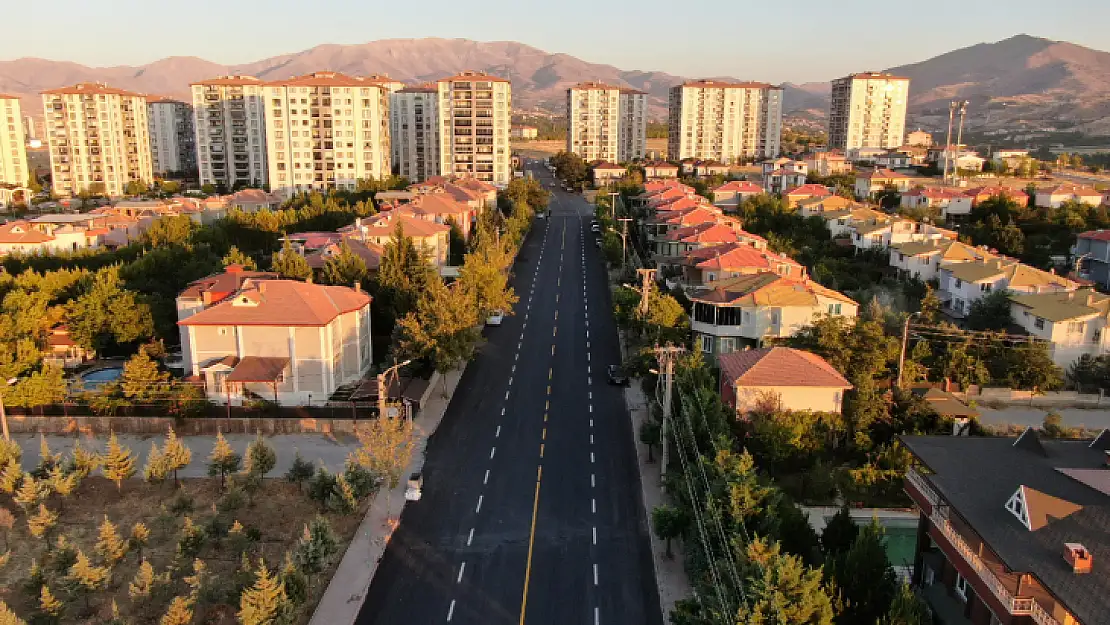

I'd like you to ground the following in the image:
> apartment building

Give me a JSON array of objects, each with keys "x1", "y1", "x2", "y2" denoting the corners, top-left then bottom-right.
[
  {"x1": 42, "y1": 83, "x2": 153, "y2": 197},
  {"x1": 437, "y1": 71, "x2": 512, "y2": 186},
  {"x1": 191, "y1": 75, "x2": 269, "y2": 190},
  {"x1": 264, "y1": 72, "x2": 392, "y2": 198},
  {"x1": 564, "y1": 82, "x2": 647, "y2": 162},
  {"x1": 902, "y1": 433, "x2": 1102, "y2": 625},
  {"x1": 390, "y1": 84, "x2": 440, "y2": 182},
  {"x1": 147, "y1": 96, "x2": 196, "y2": 175},
  {"x1": 667, "y1": 80, "x2": 783, "y2": 163},
  {"x1": 0, "y1": 95, "x2": 28, "y2": 188},
  {"x1": 828, "y1": 72, "x2": 910, "y2": 152}
]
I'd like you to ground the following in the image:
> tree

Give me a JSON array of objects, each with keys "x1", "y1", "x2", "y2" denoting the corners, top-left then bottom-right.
[
  {"x1": 100, "y1": 433, "x2": 137, "y2": 491},
  {"x1": 285, "y1": 452, "x2": 314, "y2": 493},
  {"x1": 159, "y1": 597, "x2": 194, "y2": 625},
  {"x1": 38, "y1": 585, "x2": 62, "y2": 623},
  {"x1": 237, "y1": 560, "x2": 289, "y2": 625},
  {"x1": 0, "y1": 508, "x2": 13, "y2": 549},
  {"x1": 880, "y1": 583, "x2": 930, "y2": 625},
  {"x1": 130, "y1": 523, "x2": 151, "y2": 562},
  {"x1": 128, "y1": 559, "x2": 159, "y2": 600},
  {"x1": 27, "y1": 504, "x2": 57, "y2": 540},
  {"x1": 280, "y1": 552, "x2": 308, "y2": 606},
  {"x1": 121, "y1": 349, "x2": 171, "y2": 404},
  {"x1": 825, "y1": 519, "x2": 898, "y2": 625},
  {"x1": 293, "y1": 517, "x2": 338, "y2": 576},
  {"x1": 0, "y1": 601, "x2": 27, "y2": 625},
  {"x1": 935, "y1": 340, "x2": 991, "y2": 391},
  {"x1": 270, "y1": 239, "x2": 312, "y2": 281},
  {"x1": 67, "y1": 549, "x2": 110, "y2": 612},
  {"x1": 96, "y1": 516, "x2": 128, "y2": 566},
  {"x1": 208, "y1": 431, "x2": 241, "y2": 489},
  {"x1": 176, "y1": 516, "x2": 206, "y2": 560},
  {"x1": 376, "y1": 221, "x2": 440, "y2": 326},
  {"x1": 352, "y1": 418, "x2": 414, "y2": 519},
  {"x1": 69, "y1": 441, "x2": 99, "y2": 478},
  {"x1": 0, "y1": 462, "x2": 22, "y2": 496},
  {"x1": 639, "y1": 420, "x2": 660, "y2": 463},
  {"x1": 996, "y1": 342, "x2": 1064, "y2": 392},
  {"x1": 965, "y1": 290, "x2": 1013, "y2": 331},
  {"x1": 162, "y1": 427, "x2": 193, "y2": 487},
  {"x1": 68, "y1": 266, "x2": 155, "y2": 354},
  {"x1": 819, "y1": 506, "x2": 858, "y2": 556},
  {"x1": 124, "y1": 180, "x2": 150, "y2": 196},
  {"x1": 144, "y1": 441, "x2": 171, "y2": 486},
  {"x1": 651, "y1": 505, "x2": 687, "y2": 559},
  {"x1": 320, "y1": 241, "x2": 368, "y2": 286},
  {"x1": 223, "y1": 246, "x2": 259, "y2": 271},
  {"x1": 446, "y1": 217, "x2": 466, "y2": 266},
  {"x1": 159, "y1": 180, "x2": 182, "y2": 195},
  {"x1": 457, "y1": 237, "x2": 517, "y2": 318},
  {"x1": 13, "y1": 474, "x2": 49, "y2": 511},
  {"x1": 396, "y1": 278, "x2": 481, "y2": 374},
  {"x1": 47, "y1": 466, "x2": 79, "y2": 506},
  {"x1": 737, "y1": 538, "x2": 835, "y2": 625},
  {"x1": 243, "y1": 433, "x2": 276, "y2": 477},
  {"x1": 6, "y1": 366, "x2": 66, "y2": 409}
]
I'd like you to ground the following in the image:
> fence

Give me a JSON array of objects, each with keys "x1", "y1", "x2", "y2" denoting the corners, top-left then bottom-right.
[{"x1": 961, "y1": 387, "x2": 1108, "y2": 408}]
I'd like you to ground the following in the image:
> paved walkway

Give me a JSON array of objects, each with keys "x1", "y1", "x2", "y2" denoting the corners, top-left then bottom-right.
[
  {"x1": 308, "y1": 367, "x2": 463, "y2": 625},
  {"x1": 624, "y1": 381, "x2": 692, "y2": 620}
]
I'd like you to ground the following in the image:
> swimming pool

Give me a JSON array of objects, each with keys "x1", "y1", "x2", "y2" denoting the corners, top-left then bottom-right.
[
  {"x1": 881, "y1": 523, "x2": 919, "y2": 569},
  {"x1": 75, "y1": 366, "x2": 124, "y2": 389}
]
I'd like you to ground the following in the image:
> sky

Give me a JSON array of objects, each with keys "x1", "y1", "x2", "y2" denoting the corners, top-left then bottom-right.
[{"x1": 5, "y1": 0, "x2": 1110, "y2": 83}]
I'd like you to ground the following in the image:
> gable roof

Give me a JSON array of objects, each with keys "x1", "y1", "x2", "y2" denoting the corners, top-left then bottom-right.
[
  {"x1": 691, "y1": 272, "x2": 857, "y2": 307},
  {"x1": 1008, "y1": 289, "x2": 1110, "y2": 322},
  {"x1": 783, "y1": 184, "x2": 832, "y2": 198},
  {"x1": 719, "y1": 347, "x2": 851, "y2": 389},
  {"x1": 0, "y1": 221, "x2": 53, "y2": 244},
  {"x1": 179, "y1": 279, "x2": 369, "y2": 327},
  {"x1": 690, "y1": 244, "x2": 802, "y2": 273},
  {"x1": 1042, "y1": 184, "x2": 1102, "y2": 198},
  {"x1": 712, "y1": 181, "x2": 763, "y2": 194}
]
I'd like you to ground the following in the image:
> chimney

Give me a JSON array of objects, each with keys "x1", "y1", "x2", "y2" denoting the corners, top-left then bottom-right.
[
  {"x1": 1064, "y1": 543, "x2": 1093, "y2": 574},
  {"x1": 354, "y1": 282, "x2": 361, "y2": 293}
]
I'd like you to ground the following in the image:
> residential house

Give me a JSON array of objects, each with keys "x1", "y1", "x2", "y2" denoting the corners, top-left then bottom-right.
[
  {"x1": 963, "y1": 185, "x2": 1030, "y2": 209},
  {"x1": 0, "y1": 217, "x2": 105, "y2": 256},
  {"x1": 592, "y1": 162, "x2": 627, "y2": 185},
  {"x1": 901, "y1": 187, "x2": 965, "y2": 212},
  {"x1": 389, "y1": 192, "x2": 477, "y2": 239},
  {"x1": 643, "y1": 162, "x2": 679, "y2": 179},
  {"x1": 855, "y1": 168, "x2": 913, "y2": 198},
  {"x1": 1036, "y1": 184, "x2": 1103, "y2": 208},
  {"x1": 804, "y1": 152, "x2": 852, "y2": 176},
  {"x1": 510, "y1": 125, "x2": 538, "y2": 139},
  {"x1": 179, "y1": 278, "x2": 372, "y2": 406},
  {"x1": 993, "y1": 148, "x2": 1029, "y2": 169},
  {"x1": 761, "y1": 158, "x2": 806, "y2": 177},
  {"x1": 175, "y1": 266, "x2": 282, "y2": 372},
  {"x1": 905, "y1": 129, "x2": 932, "y2": 147},
  {"x1": 851, "y1": 218, "x2": 956, "y2": 252},
  {"x1": 796, "y1": 195, "x2": 858, "y2": 217},
  {"x1": 226, "y1": 189, "x2": 282, "y2": 212},
  {"x1": 901, "y1": 433, "x2": 1106, "y2": 625},
  {"x1": 764, "y1": 169, "x2": 808, "y2": 195},
  {"x1": 43, "y1": 325, "x2": 94, "y2": 369},
  {"x1": 710, "y1": 180, "x2": 763, "y2": 210},
  {"x1": 1009, "y1": 289, "x2": 1110, "y2": 369},
  {"x1": 656, "y1": 222, "x2": 765, "y2": 260},
  {"x1": 304, "y1": 238, "x2": 385, "y2": 276},
  {"x1": 689, "y1": 272, "x2": 858, "y2": 356},
  {"x1": 939, "y1": 258, "x2": 1076, "y2": 317},
  {"x1": 895, "y1": 145, "x2": 929, "y2": 165},
  {"x1": 783, "y1": 183, "x2": 832, "y2": 208},
  {"x1": 874, "y1": 152, "x2": 913, "y2": 169},
  {"x1": 846, "y1": 147, "x2": 889, "y2": 163},
  {"x1": 643, "y1": 206, "x2": 724, "y2": 242},
  {"x1": 820, "y1": 207, "x2": 892, "y2": 238},
  {"x1": 718, "y1": 347, "x2": 852, "y2": 414},
  {"x1": 954, "y1": 153, "x2": 986, "y2": 172},
  {"x1": 694, "y1": 160, "x2": 730, "y2": 178},
  {"x1": 889, "y1": 239, "x2": 995, "y2": 283},
  {"x1": 1075, "y1": 230, "x2": 1110, "y2": 289},
  {"x1": 345, "y1": 213, "x2": 451, "y2": 270},
  {"x1": 678, "y1": 243, "x2": 805, "y2": 287}
]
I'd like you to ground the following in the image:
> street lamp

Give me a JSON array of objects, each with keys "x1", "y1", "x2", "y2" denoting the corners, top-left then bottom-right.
[
  {"x1": 377, "y1": 360, "x2": 413, "y2": 420},
  {"x1": 0, "y1": 377, "x2": 18, "y2": 441}
]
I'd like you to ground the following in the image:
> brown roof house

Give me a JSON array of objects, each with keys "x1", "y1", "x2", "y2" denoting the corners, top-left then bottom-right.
[
  {"x1": 718, "y1": 347, "x2": 852, "y2": 414},
  {"x1": 177, "y1": 275, "x2": 371, "y2": 406}
]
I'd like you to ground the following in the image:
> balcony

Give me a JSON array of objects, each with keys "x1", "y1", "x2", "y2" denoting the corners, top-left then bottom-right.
[{"x1": 905, "y1": 470, "x2": 1059, "y2": 625}]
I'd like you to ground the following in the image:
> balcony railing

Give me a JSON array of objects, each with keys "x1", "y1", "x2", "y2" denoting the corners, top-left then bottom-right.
[{"x1": 907, "y1": 470, "x2": 1059, "y2": 625}]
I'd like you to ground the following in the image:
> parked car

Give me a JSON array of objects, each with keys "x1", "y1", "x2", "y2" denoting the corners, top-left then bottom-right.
[
  {"x1": 405, "y1": 473, "x2": 423, "y2": 501},
  {"x1": 595, "y1": 237, "x2": 602, "y2": 248},
  {"x1": 607, "y1": 365, "x2": 630, "y2": 385},
  {"x1": 486, "y1": 310, "x2": 505, "y2": 326},
  {"x1": 590, "y1": 222, "x2": 601, "y2": 233}
]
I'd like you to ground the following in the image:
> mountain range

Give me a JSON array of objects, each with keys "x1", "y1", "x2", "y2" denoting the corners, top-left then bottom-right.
[{"x1": 3, "y1": 34, "x2": 1110, "y2": 136}]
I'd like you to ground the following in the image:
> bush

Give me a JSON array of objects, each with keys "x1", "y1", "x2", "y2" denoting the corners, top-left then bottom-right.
[{"x1": 169, "y1": 492, "x2": 194, "y2": 516}]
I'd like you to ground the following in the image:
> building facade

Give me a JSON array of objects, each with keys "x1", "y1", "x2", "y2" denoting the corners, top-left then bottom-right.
[
  {"x1": 618, "y1": 89, "x2": 648, "y2": 162},
  {"x1": 437, "y1": 71, "x2": 512, "y2": 186},
  {"x1": 566, "y1": 82, "x2": 620, "y2": 162},
  {"x1": 0, "y1": 95, "x2": 28, "y2": 187},
  {"x1": 42, "y1": 83, "x2": 153, "y2": 197},
  {"x1": 147, "y1": 97, "x2": 196, "y2": 175},
  {"x1": 828, "y1": 72, "x2": 910, "y2": 151},
  {"x1": 667, "y1": 80, "x2": 783, "y2": 163},
  {"x1": 390, "y1": 84, "x2": 440, "y2": 182},
  {"x1": 191, "y1": 76, "x2": 269, "y2": 190},
  {"x1": 264, "y1": 72, "x2": 392, "y2": 198}
]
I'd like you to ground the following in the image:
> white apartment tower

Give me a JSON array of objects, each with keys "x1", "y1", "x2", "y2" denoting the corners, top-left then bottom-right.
[
  {"x1": 264, "y1": 72, "x2": 392, "y2": 198},
  {"x1": 390, "y1": 84, "x2": 440, "y2": 182},
  {"x1": 667, "y1": 80, "x2": 783, "y2": 163},
  {"x1": 42, "y1": 83, "x2": 153, "y2": 197},
  {"x1": 618, "y1": 88, "x2": 648, "y2": 161},
  {"x1": 828, "y1": 72, "x2": 910, "y2": 151},
  {"x1": 147, "y1": 96, "x2": 196, "y2": 175},
  {"x1": 191, "y1": 76, "x2": 268, "y2": 191},
  {"x1": 567, "y1": 82, "x2": 620, "y2": 162},
  {"x1": 437, "y1": 71, "x2": 512, "y2": 185},
  {"x1": 0, "y1": 95, "x2": 28, "y2": 186}
]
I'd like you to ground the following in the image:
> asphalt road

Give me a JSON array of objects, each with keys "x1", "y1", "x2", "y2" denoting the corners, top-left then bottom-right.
[{"x1": 355, "y1": 165, "x2": 662, "y2": 625}]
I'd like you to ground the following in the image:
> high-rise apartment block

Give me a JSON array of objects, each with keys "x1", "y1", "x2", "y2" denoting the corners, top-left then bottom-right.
[
  {"x1": 828, "y1": 72, "x2": 909, "y2": 151},
  {"x1": 263, "y1": 72, "x2": 392, "y2": 198},
  {"x1": 147, "y1": 96, "x2": 196, "y2": 175},
  {"x1": 437, "y1": 71, "x2": 512, "y2": 185},
  {"x1": 390, "y1": 84, "x2": 440, "y2": 182},
  {"x1": 0, "y1": 95, "x2": 28, "y2": 186},
  {"x1": 667, "y1": 80, "x2": 783, "y2": 163},
  {"x1": 618, "y1": 88, "x2": 648, "y2": 162},
  {"x1": 42, "y1": 83, "x2": 153, "y2": 197},
  {"x1": 567, "y1": 82, "x2": 620, "y2": 162},
  {"x1": 191, "y1": 75, "x2": 269, "y2": 190}
]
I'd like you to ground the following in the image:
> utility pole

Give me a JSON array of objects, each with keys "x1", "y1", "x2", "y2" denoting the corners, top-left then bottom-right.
[
  {"x1": 896, "y1": 313, "x2": 921, "y2": 388},
  {"x1": 608, "y1": 191, "x2": 620, "y2": 221},
  {"x1": 942, "y1": 101, "x2": 958, "y2": 185},
  {"x1": 654, "y1": 344, "x2": 685, "y2": 485},
  {"x1": 617, "y1": 217, "x2": 632, "y2": 266},
  {"x1": 953, "y1": 101, "x2": 969, "y2": 184},
  {"x1": 636, "y1": 268, "x2": 656, "y2": 316}
]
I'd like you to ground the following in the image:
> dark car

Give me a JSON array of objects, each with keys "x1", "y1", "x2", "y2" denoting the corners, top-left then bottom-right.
[{"x1": 607, "y1": 364, "x2": 630, "y2": 385}]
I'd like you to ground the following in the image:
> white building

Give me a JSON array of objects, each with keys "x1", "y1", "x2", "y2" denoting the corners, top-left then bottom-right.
[
  {"x1": 567, "y1": 82, "x2": 620, "y2": 162},
  {"x1": 828, "y1": 72, "x2": 910, "y2": 152},
  {"x1": 191, "y1": 76, "x2": 269, "y2": 190},
  {"x1": 667, "y1": 80, "x2": 783, "y2": 163},
  {"x1": 264, "y1": 72, "x2": 392, "y2": 198},
  {"x1": 0, "y1": 94, "x2": 28, "y2": 187},
  {"x1": 618, "y1": 88, "x2": 648, "y2": 161},
  {"x1": 437, "y1": 71, "x2": 512, "y2": 186},
  {"x1": 147, "y1": 96, "x2": 195, "y2": 175},
  {"x1": 939, "y1": 258, "x2": 1076, "y2": 318},
  {"x1": 42, "y1": 83, "x2": 153, "y2": 197},
  {"x1": 390, "y1": 84, "x2": 440, "y2": 182}
]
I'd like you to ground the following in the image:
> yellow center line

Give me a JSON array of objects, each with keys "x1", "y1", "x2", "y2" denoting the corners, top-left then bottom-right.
[
  {"x1": 520, "y1": 465, "x2": 542, "y2": 624},
  {"x1": 542, "y1": 428, "x2": 547, "y2": 440}
]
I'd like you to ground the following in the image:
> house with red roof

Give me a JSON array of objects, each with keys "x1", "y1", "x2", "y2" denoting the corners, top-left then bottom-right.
[
  {"x1": 718, "y1": 347, "x2": 852, "y2": 414},
  {"x1": 592, "y1": 161, "x2": 627, "y2": 185},
  {"x1": 656, "y1": 221, "x2": 766, "y2": 259},
  {"x1": 643, "y1": 162, "x2": 680, "y2": 179},
  {"x1": 678, "y1": 243, "x2": 805, "y2": 286},
  {"x1": 763, "y1": 169, "x2": 808, "y2": 194},
  {"x1": 344, "y1": 213, "x2": 451, "y2": 270},
  {"x1": 1035, "y1": 184, "x2": 1103, "y2": 208},
  {"x1": 178, "y1": 277, "x2": 371, "y2": 406},
  {"x1": 900, "y1": 186, "x2": 965, "y2": 211},
  {"x1": 711, "y1": 180, "x2": 763, "y2": 209},
  {"x1": 783, "y1": 183, "x2": 832, "y2": 208},
  {"x1": 962, "y1": 185, "x2": 1030, "y2": 209},
  {"x1": 854, "y1": 168, "x2": 914, "y2": 198}
]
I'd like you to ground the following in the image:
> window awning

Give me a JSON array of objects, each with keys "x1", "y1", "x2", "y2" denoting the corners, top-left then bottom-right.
[{"x1": 226, "y1": 356, "x2": 289, "y2": 383}]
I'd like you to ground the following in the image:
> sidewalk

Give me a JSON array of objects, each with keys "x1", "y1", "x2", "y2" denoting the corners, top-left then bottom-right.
[
  {"x1": 624, "y1": 381, "x2": 692, "y2": 619},
  {"x1": 308, "y1": 366, "x2": 464, "y2": 625}
]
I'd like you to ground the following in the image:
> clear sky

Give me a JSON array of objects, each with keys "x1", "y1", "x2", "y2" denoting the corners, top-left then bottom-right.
[{"x1": 5, "y1": 0, "x2": 1109, "y2": 83}]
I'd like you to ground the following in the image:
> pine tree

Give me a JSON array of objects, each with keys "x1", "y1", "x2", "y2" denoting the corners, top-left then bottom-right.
[
  {"x1": 826, "y1": 519, "x2": 898, "y2": 625},
  {"x1": 67, "y1": 549, "x2": 110, "y2": 611},
  {"x1": 271, "y1": 239, "x2": 312, "y2": 281},
  {"x1": 27, "y1": 504, "x2": 57, "y2": 540},
  {"x1": 144, "y1": 441, "x2": 170, "y2": 486},
  {"x1": 879, "y1": 583, "x2": 930, "y2": 625},
  {"x1": 820, "y1": 506, "x2": 858, "y2": 556},
  {"x1": 284, "y1": 453, "x2": 313, "y2": 493},
  {"x1": 130, "y1": 523, "x2": 151, "y2": 561},
  {"x1": 13, "y1": 474, "x2": 49, "y2": 510},
  {"x1": 69, "y1": 441, "x2": 99, "y2": 478},
  {"x1": 0, "y1": 438, "x2": 21, "y2": 469},
  {"x1": 331, "y1": 473, "x2": 358, "y2": 514},
  {"x1": 162, "y1": 427, "x2": 193, "y2": 487},
  {"x1": 738, "y1": 537, "x2": 835, "y2": 625},
  {"x1": 38, "y1": 585, "x2": 62, "y2": 621},
  {"x1": 47, "y1": 466, "x2": 80, "y2": 505},
  {"x1": 176, "y1": 516, "x2": 206, "y2": 560},
  {"x1": 0, "y1": 507, "x2": 12, "y2": 549},
  {"x1": 0, "y1": 551, "x2": 8, "y2": 570},
  {"x1": 159, "y1": 596, "x2": 194, "y2": 625},
  {"x1": 35, "y1": 435, "x2": 61, "y2": 478},
  {"x1": 242, "y1": 433, "x2": 276, "y2": 477},
  {"x1": 96, "y1": 515, "x2": 128, "y2": 566},
  {"x1": 208, "y1": 431, "x2": 241, "y2": 489},
  {"x1": 128, "y1": 559, "x2": 157, "y2": 600},
  {"x1": 121, "y1": 348, "x2": 172, "y2": 403},
  {"x1": 280, "y1": 551, "x2": 307, "y2": 606},
  {"x1": 100, "y1": 433, "x2": 137, "y2": 491},
  {"x1": 0, "y1": 460, "x2": 22, "y2": 495},
  {"x1": 237, "y1": 560, "x2": 288, "y2": 625},
  {"x1": 184, "y1": 558, "x2": 209, "y2": 604},
  {"x1": 0, "y1": 600, "x2": 28, "y2": 625},
  {"x1": 223, "y1": 245, "x2": 259, "y2": 271},
  {"x1": 320, "y1": 241, "x2": 368, "y2": 286}
]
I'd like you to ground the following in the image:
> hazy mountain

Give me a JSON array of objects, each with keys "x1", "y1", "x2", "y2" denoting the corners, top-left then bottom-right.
[{"x1": 3, "y1": 35, "x2": 1110, "y2": 135}]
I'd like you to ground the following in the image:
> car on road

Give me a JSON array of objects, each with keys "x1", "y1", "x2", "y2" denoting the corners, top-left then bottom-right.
[
  {"x1": 405, "y1": 473, "x2": 423, "y2": 501},
  {"x1": 607, "y1": 365, "x2": 630, "y2": 386},
  {"x1": 595, "y1": 237, "x2": 602, "y2": 248},
  {"x1": 536, "y1": 212, "x2": 547, "y2": 219},
  {"x1": 590, "y1": 222, "x2": 601, "y2": 233},
  {"x1": 486, "y1": 310, "x2": 505, "y2": 326}
]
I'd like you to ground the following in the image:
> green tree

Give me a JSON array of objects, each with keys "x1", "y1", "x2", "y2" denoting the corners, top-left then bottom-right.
[
  {"x1": 243, "y1": 433, "x2": 276, "y2": 477},
  {"x1": 819, "y1": 506, "x2": 858, "y2": 555},
  {"x1": 162, "y1": 427, "x2": 193, "y2": 487},
  {"x1": 270, "y1": 239, "x2": 312, "y2": 281},
  {"x1": 124, "y1": 180, "x2": 150, "y2": 196},
  {"x1": 446, "y1": 217, "x2": 466, "y2": 266},
  {"x1": 651, "y1": 505, "x2": 687, "y2": 559},
  {"x1": 879, "y1": 583, "x2": 930, "y2": 625},
  {"x1": 965, "y1": 290, "x2": 1013, "y2": 331},
  {"x1": 737, "y1": 538, "x2": 835, "y2": 625},
  {"x1": 396, "y1": 278, "x2": 482, "y2": 374},
  {"x1": 67, "y1": 549, "x2": 110, "y2": 612},
  {"x1": 100, "y1": 433, "x2": 137, "y2": 491},
  {"x1": 68, "y1": 266, "x2": 155, "y2": 353},
  {"x1": 285, "y1": 453, "x2": 314, "y2": 493},
  {"x1": 159, "y1": 180, "x2": 182, "y2": 195},
  {"x1": 130, "y1": 523, "x2": 151, "y2": 562},
  {"x1": 376, "y1": 222, "x2": 439, "y2": 326},
  {"x1": 208, "y1": 431, "x2": 241, "y2": 489},
  {"x1": 223, "y1": 246, "x2": 259, "y2": 271},
  {"x1": 121, "y1": 348, "x2": 171, "y2": 404},
  {"x1": 5, "y1": 366, "x2": 66, "y2": 409},
  {"x1": 825, "y1": 519, "x2": 898, "y2": 625},
  {"x1": 237, "y1": 560, "x2": 289, "y2": 625},
  {"x1": 457, "y1": 235, "x2": 517, "y2": 318},
  {"x1": 320, "y1": 241, "x2": 368, "y2": 286},
  {"x1": 352, "y1": 417, "x2": 414, "y2": 520}
]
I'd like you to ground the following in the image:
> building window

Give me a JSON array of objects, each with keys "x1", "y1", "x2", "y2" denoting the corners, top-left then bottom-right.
[
  {"x1": 1068, "y1": 321, "x2": 1085, "y2": 334},
  {"x1": 954, "y1": 574, "x2": 970, "y2": 602},
  {"x1": 217, "y1": 327, "x2": 229, "y2": 336},
  {"x1": 954, "y1": 278, "x2": 962, "y2": 289},
  {"x1": 1034, "y1": 317, "x2": 1045, "y2": 330},
  {"x1": 827, "y1": 303, "x2": 842, "y2": 315},
  {"x1": 699, "y1": 335, "x2": 714, "y2": 354}
]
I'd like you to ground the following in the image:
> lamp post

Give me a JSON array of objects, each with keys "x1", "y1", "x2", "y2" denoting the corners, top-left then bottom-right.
[
  {"x1": 377, "y1": 360, "x2": 413, "y2": 420},
  {"x1": 0, "y1": 377, "x2": 18, "y2": 441}
]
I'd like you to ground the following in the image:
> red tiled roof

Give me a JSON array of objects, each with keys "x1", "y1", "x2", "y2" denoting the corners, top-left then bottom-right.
[
  {"x1": 438, "y1": 71, "x2": 510, "y2": 83},
  {"x1": 679, "y1": 79, "x2": 777, "y2": 90},
  {"x1": 179, "y1": 268, "x2": 280, "y2": 300},
  {"x1": 305, "y1": 239, "x2": 384, "y2": 271},
  {"x1": 0, "y1": 93, "x2": 18, "y2": 100},
  {"x1": 192, "y1": 75, "x2": 265, "y2": 87},
  {"x1": 859, "y1": 168, "x2": 908, "y2": 179},
  {"x1": 903, "y1": 187, "x2": 962, "y2": 199},
  {"x1": 179, "y1": 279, "x2": 369, "y2": 327},
  {"x1": 667, "y1": 222, "x2": 740, "y2": 244},
  {"x1": 266, "y1": 71, "x2": 386, "y2": 88},
  {"x1": 42, "y1": 82, "x2": 143, "y2": 97},
  {"x1": 693, "y1": 244, "x2": 801, "y2": 272},
  {"x1": 784, "y1": 184, "x2": 832, "y2": 198},
  {"x1": 398, "y1": 83, "x2": 438, "y2": 94},
  {"x1": 360, "y1": 212, "x2": 451, "y2": 238},
  {"x1": 1042, "y1": 184, "x2": 1102, "y2": 197},
  {"x1": 1078, "y1": 230, "x2": 1110, "y2": 242},
  {"x1": 719, "y1": 347, "x2": 852, "y2": 388},
  {"x1": 593, "y1": 162, "x2": 626, "y2": 171},
  {"x1": 713, "y1": 181, "x2": 763, "y2": 194},
  {"x1": 0, "y1": 221, "x2": 53, "y2": 244},
  {"x1": 569, "y1": 81, "x2": 621, "y2": 91}
]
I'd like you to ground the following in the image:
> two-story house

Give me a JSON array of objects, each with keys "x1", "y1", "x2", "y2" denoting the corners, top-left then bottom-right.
[
  {"x1": 178, "y1": 278, "x2": 372, "y2": 406},
  {"x1": 852, "y1": 218, "x2": 957, "y2": 252},
  {"x1": 678, "y1": 242, "x2": 805, "y2": 287},
  {"x1": 592, "y1": 162, "x2": 627, "y2": 185},
  {"x1": 890, "y1": 240, "x2": 995, "y2": 283},
  {"x1": 940, "y1": 259, "x2": 1076, "y2": 318},
  {"x1": 855, "y1": 168, "x2": 914, "y2": 198},
  {"x1": 804, "y1": 152, "x2": 852, "y2": 177},
  {"x1": 901, "y1": 187, "x2": 965, "y2": 212},
  {"x1": 796, "y1": 195, "x2": 859, "y2": 218},
  {"x1": 344, "y1": 213, "x2": 451, "y2": 270},
  {"x1": 763, "y1": 169, "x2": 808, "y2": 195},
  {"x1": 710, "y1": 180, "x2": 763, "y2": 210},
  {"x1": 689, "y1": 272, "x2": 858, "y2": 358},
  {"x1": 656, "y1": 222, "x2": 765, "y2": 261},
  {"x1": 783, "y1": 183, "x2": 833, "y2": 208},
  {"x1": 1008, "y1": 289, "x2": 1110, "y2": 369},
  {"x1": 1036, "y1": 184, "x2": 1103, "y2": 208},
  {"x1": 643, "y1": 162, "x2": 680, "y2": 179}
]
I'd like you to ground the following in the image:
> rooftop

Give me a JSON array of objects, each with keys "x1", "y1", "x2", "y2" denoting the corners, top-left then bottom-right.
[
  {"x1": 439, "y1": 70, "x2": 510, "y2": 83},
  {"x1": 1008, "y1": 289, "x2": 1110, "y2": 323},
  {"x1": 719, "y1": 347, "x2": 851, "y2": 389},
  {"x1": 191, "y1": 75, "x2": 265, "y2": 87},
  {"x1": 691, "y1": 272, "x2": 856, "y2": 307},
  {"x1": 42, "y1": 82, "x2": 142, "y2": 97},
  {"x1": 179, "y1": 279, "x2": 369, "y2": 327}
]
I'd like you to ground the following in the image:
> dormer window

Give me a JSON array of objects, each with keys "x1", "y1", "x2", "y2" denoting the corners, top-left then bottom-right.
[{"x1": 1005, "y1": 487, "x2": 1031, "y2": 529}]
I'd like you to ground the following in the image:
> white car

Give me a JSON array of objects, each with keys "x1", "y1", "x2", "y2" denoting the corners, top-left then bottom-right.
[
  {"x1": 486, "y1": 310, "x2": 505, "y2": 326},
  {"x1": 590, "y1": 223, "x2": 601, "y2": 233}
]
